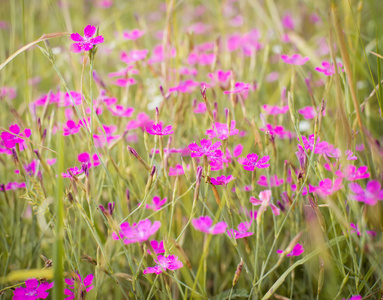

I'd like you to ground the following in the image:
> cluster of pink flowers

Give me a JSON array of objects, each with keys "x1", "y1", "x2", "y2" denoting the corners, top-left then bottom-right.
[{"x1": 112, "y1": 219, "x2": 161, "y2": 244}]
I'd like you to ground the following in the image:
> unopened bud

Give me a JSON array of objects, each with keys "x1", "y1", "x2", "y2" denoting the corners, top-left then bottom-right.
[{"x1": 232, "y1": 258, "x2": 244, "y2": 287}]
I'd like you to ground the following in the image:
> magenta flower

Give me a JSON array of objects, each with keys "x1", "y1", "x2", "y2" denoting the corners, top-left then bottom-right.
[
  {"x1": 262, "y1": 105, "x2": 289, "y2": 115},
  {"x1": 260, "y1": 124, "x2": 294, "y2": 139},
  {"x1": 169, "y1": 164, "x2": 189, "y2": 176},
  {"x1": 349, "y1": 223, "x2": 376, "y2": 237},
  {"x1": 123, "y1": 29, "x2": 145, "y2": 40},
  {"x1": 315, "y1": 61, "x2": 344, "y2": 76},
  {"x1": 148, "y1": 240, "x2": 165, "y2": 255},
  {"x1": 193, "y1": 102, "x2": 207, "y2": 114},
  {"x1": 343, "y1": 296, "x2": 362, "y2": 300},
  {"x1": 210, "y1": 175, "x2": 235, "y2": 186},
  {"x1": 238, "y1": 153, "x2": 270, "y2": 171},
  {"x1": 282, "y1": 13, "x2": 295, "y2": 30},
  {"x1": 64, "y1": 273, "x2": 94, "y2": 300},
  {"x1": 69, "y1": 25, "x2": 104, "y2": 53},
  {"x1": 126, "y1": 112, "x2": 153, "y2": 131},
  {"x1": 250, "y1": 190, "x2": 280, "y2": 216},
  {"x1": 227, "y1": 222, "x2": 254, "y2": 239},
  {"x1": 77, "y1": 152, "x2": 100, "y2": 168},
  {"x1": 13, "y1": 279, "x2": 53, "y2": 300},
  {"x1": 298, "y1": 106, "x2": 317, "y2": 119},
  {"x1": 192, "y1": 216, "x2": 227, "y2": 235},
  {"x1": 315, "y1": 178, "x2": 343, "y2": 197},
  {"x1": 146, "y1": 123, "x2": 174, "y2": 136},
  {"x1": 121, "y1": 49, "x2": 148, "y2": 64},
  {"x1": 145, "y1": 196, "x2": 167, "y2": 211},
  {"x1": 0, "y1": 86, "x2": 16, "y2": 100},
  {"x1": 62, "y1": 166, "x2": 84, "y2": 178},
  {"x1": 281, "y1": 54, "x2": 310, "y2": 65},
  {"x1": 168, "y1": 80, "x2": 200, "y2": 94},
  {"x1": 63, "y1": 120, "x2": 81, "y2": 136},
  {"x1": 112, "y1": 219, "x2": 161, "y2": 244},
  {"x1": 223, "y1": 82, "x2": 250, "y2": 94},
  {"x1": 143, "y1": 255, "x2": 183, "y2": 275},
  {"x1": 208, "y1": 70, "x2": 232, "y2": 88},
  {"x1": 277, "y1": 243, "x2": 304, "y2": 257},
  {"x1": 257, "y1": 175, "x2": 284, "y2": 187},
  {"x1": 335, "y1": 165, "x2": 370, "y2": 181},
  {"x1": 1, "y1": 124, "x2": 31, "y2": 148},
  {"x1": 147, "y1": 44, "x2": 176, "y2": 64},
  {"x1": 188, "y1": 139, "x2": 222, "y2": 158},
  {"x1": 107, "y1": 105, "x2": 134, "y2": 117},
  {"x1": 349, "y1": 180, "x2": 383, "y2": 206},
  {"x1": 205, "y1": 121, "x2": 239, "y2": 140},
  {"x1": 0, "y1": 181, "x2": 26, "y2": 191}
]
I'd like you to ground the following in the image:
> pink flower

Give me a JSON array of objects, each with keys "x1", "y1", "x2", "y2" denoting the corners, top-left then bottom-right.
[
  {"x1": 112, "y1": 219, "x2": 161, "y2": 244},
  {"x1": 13, "y1": 278, "x2": 54, "y2": 300},
  {"x1": 121, "y1": 49, "x2": 148, "y2": 63},
  {"x1": 265, "y1": 72, "x2": 279, "y2": 82},
  {"x1": 315, "y1": 178, "x2": 343, "y2": 197},
  {"x1": 146, "y1": 123, "x2": 174, "y2": 136},
  {"x1": 227, "y1": 222, "x2": 254, "y2": 239},
  {"x1": 192, "y1": 216, "x2": 227, "y2": 234},
  {"x1": 145, "y1": 196, "x2": 167, "y2": 211},
  {"x1": 143, "y1": 255, "x2": 183, "y2": 275},
  {"x1": 208, "y1": 70, "x2": 232, "y2": 88},
  {"x1": 193, "y1": 102, "x2": 207, "y2": 114},
  {"x1": 315, "y1": 61, "x2": 344, "y2": 76},
  {"x1": 0, "y1": 181, "x2": 26, "y2": 191},
  {"x1": 148, "y1": 240, "x2": 165, "y2": 255},
  {"x1": 1, "y1": 124, "x2": 31, "y2": 148},
  {"x1": 282, "y1": 13, "x2": 295, "y2": 30},
  {"x1": 64, "y1": 273, "x2": 94, "y2": 300},
  {"x1": 63, "y1": 120, "x2": 80, "y2": 136},
  {"x1": 349, "y1": 223, "x2": 376, "y2": 237},
  {"x1": 224, "y1": 82, "x2": 250, "y2": 94},
  {"x1": 147, "y1": 44, "x2": 176, "y2": 64},
  {"x1": 205, "y1": 121, "x2": 239, "y2": 140},
  {"x1": 281, "y1": 54, "x2": 310, "y2": 65},
  {"x1": 277, "y1": 243, "x2": 304, "y2": 257},
  {"x1": 343, "y1": 296, "x2": 362, "y2": 300},
  {"x1": 77, "y1": 152, "x2": 100, "y2": 168},
  {"x1": 62, "y1": 166, "x2": 83, "y2": 178},
  {"x1": 70, "y1": 25, "x2": 104, "y2": 53},
  {"x1": 260, "y1": 124, "x2": 294, "y2": 139},
  {"x1": 262, "y1": 105, "x2": 288, "y2": 115},
  {"x1": 335, "y1": 165, "x2": 370, "y2": 181},
  {"x1": 123, "y1": 29, "x2": 145, "y2": 40},
  {"x1": 298, "y1": 106, "x2": 316, "y2": 119},
  {"x1": 349, "y1": 180, "x2": 383, "y2": 206},
  {"x1": 168, "y1": 80, "x2": 200, "y2": 93},
  {"x1": 126, "y1": 112, "x2": 153, "y2": 131},
  {"x1": 250, "y1": 190, "x2": 280, "y2": 216},
  {"x1": 257, "y1": 175, "x2": 284, "y2": 187},
  {"x1": 112, "y1": 78, "x2": 137, "y2": 87},
  {"x1": 188, "y1": 139, "x2": 222, "y2": 158},
  {"x1": 0, "y1": 86, "x2": 16, "y2": 100},
  {"x1": 238, "y1": 153, "x2": 270, "y2": 171},
  {"x1": 107, "y1": 105, "x2": 134, "y2": 117},
  {"x1": 210, "y1": 175, "x2": 235, "y2": 186},
  {"x1": 169, "y1": 164, "x2": 188, "y2": 176}
]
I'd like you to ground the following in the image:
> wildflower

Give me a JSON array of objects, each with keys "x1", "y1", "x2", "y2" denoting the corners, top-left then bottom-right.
[
  {"x1": 63, "y1": 120, "x2": 81, "y2": 136},
  {"x1": 205, "y1": 121, "x2": 239, "y2": 140},
  {"x1": 147, "y1": 44, "x2": 176, "y2": 64},
  {"x1": 238, "y1": 153, "x2": 270, "y2": 171},
  {"x1": 144, "y1": 196, "x2": 167, "y2": 211},
  {"x1": 260, "y1": 124, "x2": 294, "y2": 139},
  {"x1": 77, "y1": 152, "x2": 100, "y2": 168},
  {"x1": 122, "y1": 29, "x2": 145, "y2": 40},
  {"x1": 192, "y1": 216, "x2": 227, "y2": 234},
  {"x1": 188, "y1": 139, "x2": 222, "y2": 158},
  {"x1": 143, "y1": 255, "x2": 183, "y2": 275},
  {"x1": 210, "y1": 175, "x2": 235, "y2": 186},
  {"x1": 282, "y1": 13, "x2": 295, "y2": 30},
  {"x1": 250, "y1": 190, "x2": 280, "y2": 216},
  {"x1": 227, "y1": 222, "x2": 254, "y2": 239},
  {"x1": 121, "y1": 49, "x2": 148, "y2": 64},
  {"x1": 342, "y1": 296, "x2": 362, "y2": 300},
  {"x1": 298, "y1": 106, "x2": 317, "y2": 119},
  {"x1": 69, "y1": 25, "x2": 104, "y2": 53},
  {"x1": 335, "y1": 165, "x2": 370, "y2": 181},
  {"x1": 265, "y1": 71, "x2": 279, "y2": 82},
  {"x1": 315, "y1": 178, "x2": 343, "y2": 197},
  {"x1": 0, "y1": 181, "x2": 26, "y2": 191},
  {"x1": 0, "y1": 86, "x2": 16, "y2": 100},
  {"x1": 168, "y1": 79, "x2": 200, "y2": 94},
  {"x1": 169, "y1": 164, "x2": 188, "y2": 176},
  {"x1": 13, "y1": 278, "x2": 54, "y2": 300},
  {"x1": 257, "y1": 175, "x2": 284, "y2": 187},
  {"x1": 112, "y1": 78, "x2": 137, "y2": 87},
  {"x1": 349, "y1": 180, "x2": 383, "y2": 206},
  {"x1": 112, "y1": 219, "x2": 161, "y2": 244},
  {"x1": 107, "y1": 105, "x2": 134, "y2": 117},
  {"x1": 315, "y1": 61, "x2": 344, "y2": 76},
  {"x1": 64, "y1": 273, "x2": 94, "y2": 300},
  {"x1": 1, "y1": 124, "x2": 31, "y2": 148},
  {"x1": 349, "y1": 223, "x2": 376, "y2": 237},
  {"x1": 262, "y1": 105, "x2": 289, "y2": 115},
  {"x1": 223, "y1": 82, "x2": 250, "y2": 94},
  {"x1": 280, "y1": 54, "x2": 310, "y2": 65},
  {"x1": 126, "y1": 112, "x2": 153, "y2": 131},
  {"x1": 148, "y1": 240, "x2": 165, "y2": 254},
  {"x1": 277, "y1": 243, "x2": 304, "y2": 257},
  {"x1": 99, "y1": 202, "x2": 115, "y2": 216},
  {"x1": 146, "y1": 123, "x2": 174, "y2": 136},
  {"x1": 61, "y1": 166, "x2": 83, "y2": 178},
  {"x1": 193, "y1": 102, "x2": 207, "y2": 114}
]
